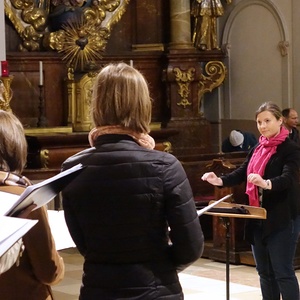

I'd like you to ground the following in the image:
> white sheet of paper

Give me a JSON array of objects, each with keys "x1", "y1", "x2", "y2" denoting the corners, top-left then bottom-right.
[
  {"x1": 0, "y1": 191, "x2": 19, "y2": 216},
  {"x1": 47, "y1": 210, "x2": 76, "y2": 250},
  {"x1": 0, "y1": 216, "x2": 38, "y2": 257}
]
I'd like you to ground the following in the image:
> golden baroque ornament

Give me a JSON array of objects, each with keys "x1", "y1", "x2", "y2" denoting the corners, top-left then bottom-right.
[{"x1": 5, "y1": 0, "x2": 130, "y2": 70}]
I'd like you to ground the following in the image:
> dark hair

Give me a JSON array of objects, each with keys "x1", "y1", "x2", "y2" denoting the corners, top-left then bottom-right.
[
  {"x1": 255, "y1": 101, "x2": 282, "y2": 120},
  {"x1": 282, "y1": 108, "x2": 291, "y2": 118}
]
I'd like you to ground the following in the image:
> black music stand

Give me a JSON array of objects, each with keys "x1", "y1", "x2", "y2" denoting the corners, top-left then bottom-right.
[{"x1": 202, "y1": 201, "x2": 266, "y2": 300}]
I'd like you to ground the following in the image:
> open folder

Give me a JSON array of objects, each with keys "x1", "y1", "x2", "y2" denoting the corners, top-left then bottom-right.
[{"x1": 0, "y1": 163, "x2": 85, "y2": 217}]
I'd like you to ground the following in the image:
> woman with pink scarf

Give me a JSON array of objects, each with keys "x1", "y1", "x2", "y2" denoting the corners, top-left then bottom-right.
[{"x1": 202, "y1": 102, "x2": 300, "y2": 300}]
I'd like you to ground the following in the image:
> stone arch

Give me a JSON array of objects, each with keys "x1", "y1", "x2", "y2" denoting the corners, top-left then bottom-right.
[{"x1": 221, "y1": 0, "x2": 290, "y2": 118}]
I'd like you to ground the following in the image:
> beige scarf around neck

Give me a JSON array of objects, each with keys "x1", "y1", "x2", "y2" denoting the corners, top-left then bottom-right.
[{"x1": 88, "y1": 125, "x2": 155, "y2": 150}]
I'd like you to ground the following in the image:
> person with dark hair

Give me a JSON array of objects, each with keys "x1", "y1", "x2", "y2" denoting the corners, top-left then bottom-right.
[
  {"x1": 0, "y1": 110, "x2": 65, "y2": 299},
  {"x1": 222, "y1": 129, "x2": 257, "y2": 152},
  {"x1": 61, "y1": 62, "x2": 204, "y2": 300},
  {"x1": 202, "y1": 101, "x2": 300, "y2": 300},
  {"x1": 282, "y1": 107, "x2": 300, "y2": 144}
]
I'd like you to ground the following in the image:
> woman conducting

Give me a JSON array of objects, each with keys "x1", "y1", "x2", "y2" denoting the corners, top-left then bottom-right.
[{"x1": 202, "y1": 101, "x2": 300, "y2": 300}]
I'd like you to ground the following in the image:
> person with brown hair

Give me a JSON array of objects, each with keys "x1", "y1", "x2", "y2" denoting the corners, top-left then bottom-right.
[
  {"x1": 61, "y1": 62, "x2": 204, "y2": 300},
  {"x1": 0, "y1": 110, "x2": 65, "y2": 300},
  {"x1": 202, "y1": 101, "x2": 300, "y2": 300}
]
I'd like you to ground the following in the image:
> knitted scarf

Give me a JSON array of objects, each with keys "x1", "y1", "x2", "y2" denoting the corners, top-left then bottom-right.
[
  {"x1": 0, "y1": 171, "x2": 30, "y2": 187},
  {"x1": 246, "y1": 126, "x2": 289, "y2": 207},
  {"x1": 88, "y1": 125, "x2": 155, "y2": 150}
]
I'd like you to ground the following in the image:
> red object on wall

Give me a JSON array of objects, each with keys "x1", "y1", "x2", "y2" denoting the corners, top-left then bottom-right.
[{"x1": 1, "y1": 61, "x2": 9, "y2": 77}]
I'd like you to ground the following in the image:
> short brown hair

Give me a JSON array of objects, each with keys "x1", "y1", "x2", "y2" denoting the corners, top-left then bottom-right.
[
  {"x1": 0, "y1": 110, "x2": 27, "y2": 173},
  {"x1": 91, "y1": 62, "x2": 152, "y2": 133},
  {"x1": 255, "y1": 101, "x2": 282, "y2": 121}
]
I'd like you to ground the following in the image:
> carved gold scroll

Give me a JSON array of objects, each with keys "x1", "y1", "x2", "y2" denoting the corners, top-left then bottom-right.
[{"x1": 198, "y1": 61, "x2": 226, "y2": 113}]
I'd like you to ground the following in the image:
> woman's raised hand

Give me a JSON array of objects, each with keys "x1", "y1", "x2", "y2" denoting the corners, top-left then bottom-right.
[{"x1": 201, "y1": 172, "x2": 223, "y2": 186}]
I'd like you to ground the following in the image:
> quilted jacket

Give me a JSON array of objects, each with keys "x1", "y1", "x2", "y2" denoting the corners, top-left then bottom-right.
[{"x1": 62, "y1": 134, "x2": 204, "y2": 300}]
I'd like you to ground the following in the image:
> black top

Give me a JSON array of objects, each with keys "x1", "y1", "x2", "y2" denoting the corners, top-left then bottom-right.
[{"x1": 289, "y1": 127, "x2": 300, "y2": 145}]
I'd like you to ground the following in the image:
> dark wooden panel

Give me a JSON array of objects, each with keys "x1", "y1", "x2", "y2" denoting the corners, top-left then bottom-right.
[
  {"x1": 134, "y1": 0, "x2": 170, "y2": 44},
  {"x1": 7, "y1": 52, "x2": 166, "y2": 127},
  {"x1": 7, "y1": 52, "x2": 67, "y2": 127}
]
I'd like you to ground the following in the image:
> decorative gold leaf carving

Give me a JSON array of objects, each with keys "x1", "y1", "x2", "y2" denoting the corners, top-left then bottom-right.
[
  {"x1": 40, "y1": 149, "x2": 49, "y2": 168},
  {"x1": 0, "y1": 76, "x2": 14, "y2": 112},
  {"x1": 173, "y1": 67, "x2": 195, "y2": 108}
]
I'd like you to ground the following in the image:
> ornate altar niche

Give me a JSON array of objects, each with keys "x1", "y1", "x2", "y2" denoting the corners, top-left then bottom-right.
[{"x1": 4, "y1": 0, "x2": 131, "y2": 64}]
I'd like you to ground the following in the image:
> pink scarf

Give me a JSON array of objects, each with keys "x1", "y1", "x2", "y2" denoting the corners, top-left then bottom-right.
[
  {"x1": 88, "y1": 125, "x2": 155, "y2": 150},
  {"x1": 246, "y1": 126, "x2": 289, "y2": 207}
]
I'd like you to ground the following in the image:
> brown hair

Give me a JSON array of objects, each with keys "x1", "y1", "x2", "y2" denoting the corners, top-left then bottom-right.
[
  {"x1": 91, "y1": 62, "x2": 152, "y2": 133},
  {"x1": 0, "y1": 110, "x2": 27, "y2": 173},
  {"x1": 255, "y1": 101, "x2": 282, "y2": 120}
]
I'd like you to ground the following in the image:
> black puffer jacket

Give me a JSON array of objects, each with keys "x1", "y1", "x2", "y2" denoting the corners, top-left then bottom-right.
[{"x1": 62, "y1": 134, "x2": 204, "y2": 300}]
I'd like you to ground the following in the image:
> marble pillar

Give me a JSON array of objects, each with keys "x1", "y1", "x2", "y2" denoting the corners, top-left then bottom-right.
[{"x1": 169, "y1": 0, "x2": 194, "y2": 50}]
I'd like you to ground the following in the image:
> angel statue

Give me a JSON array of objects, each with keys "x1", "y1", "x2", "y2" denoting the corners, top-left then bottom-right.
[{"x1": 191, "y1": 0, "x2": 231, "y2": 51}]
